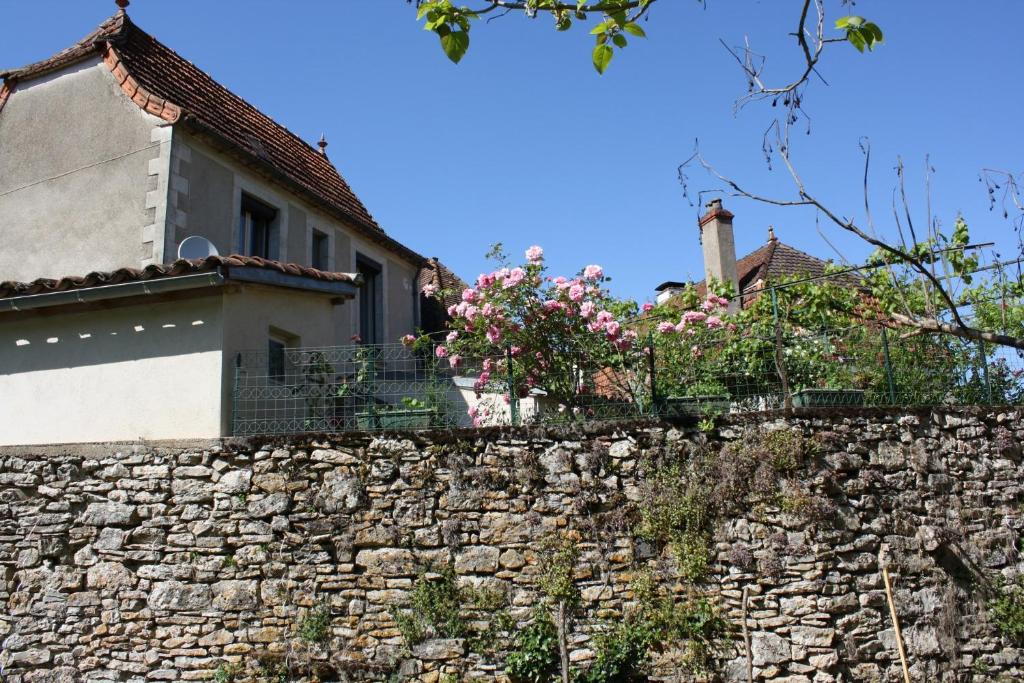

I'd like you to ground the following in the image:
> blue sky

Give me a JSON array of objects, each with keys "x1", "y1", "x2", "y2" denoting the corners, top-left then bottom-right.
[{"x1": 4, "y1": 1, "x2": 1021, "y2": 302}]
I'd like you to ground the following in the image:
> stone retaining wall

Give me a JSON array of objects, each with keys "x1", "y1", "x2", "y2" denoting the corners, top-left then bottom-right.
[{"x1": 1, "y1": 408, "x2": 1022, "y2": 681}]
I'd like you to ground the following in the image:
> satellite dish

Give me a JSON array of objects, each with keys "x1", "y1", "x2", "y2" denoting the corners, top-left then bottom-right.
[{"x1": 177, "y1": 236, "x2": 220, "y2": 260}]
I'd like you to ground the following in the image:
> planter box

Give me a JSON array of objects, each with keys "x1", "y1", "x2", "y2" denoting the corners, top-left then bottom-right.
[
  {"x1": 355, "y1": 408, "x2": 437, "y2": 430},
  {"x1": 660, "y1": 395, "x2": 730, "y2": 417},
  {"x1": 792, "y1": 389, "x2": 865, "y2": 408}
]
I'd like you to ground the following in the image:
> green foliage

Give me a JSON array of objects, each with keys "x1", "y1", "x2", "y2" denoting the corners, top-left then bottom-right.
[
  {"x1": 989, "y1": 578, "x2": 1024, "y2": 644},
  {"x1": 417, "y1": 0, "x2": 475, "y2": 63},
  {"x1": 299, "y1": 603, "x2": 332, "y2": 643},
  {"x1": 835, "y1": 15, "x2": 884, "y2": 52},
  {"x1": 578, "y1": 574, "x2": 728, "y2": 682},
  {"x1": 636, "y1": 460, "x2": 711, "y2": 581},
  {"x1": 537, "y1": 532, "x2": 582, "y2": 606},
  {"x1": 213, "y1": 662, "x2": 242, "y2": 683},
  {"x1": 396, "y1": 565, "x2": 468, "y2": 645},
  {"x1": 505, "y1": 609, "x2": 560, "y2": 683}
]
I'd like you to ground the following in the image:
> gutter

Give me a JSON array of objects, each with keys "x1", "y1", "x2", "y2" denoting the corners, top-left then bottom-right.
[
  {"x1": 0, "y1": 271, "x2": 224, "y2": 313},
  {"x1": 228, "y1": 267, "x2": 359, "y2": 298}
]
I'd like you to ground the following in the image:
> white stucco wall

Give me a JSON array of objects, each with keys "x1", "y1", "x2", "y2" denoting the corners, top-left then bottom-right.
[
  {"x1": 0, "y1": 57, "x2": 167, "y2": 281},
  {"x1": 174, "y1": 134, "x2": 420, "y2": 344},
  {"x1": 0, "y1": 296, "x2": 224, "y2": 445}
]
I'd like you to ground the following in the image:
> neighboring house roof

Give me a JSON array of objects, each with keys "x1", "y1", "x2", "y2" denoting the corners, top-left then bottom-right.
[
  {"x1": 417, "y1": 258, "x2": 469, "y2": 335},
  {"x1": 0, "y1": 8, "x2": 423, "y2": 266},
  {"x1": 0, "y1": 254, "x2": 361, "y2": 304},
  {"x1": 692, "y1": 237, "x2": 861, "y2": 305}
]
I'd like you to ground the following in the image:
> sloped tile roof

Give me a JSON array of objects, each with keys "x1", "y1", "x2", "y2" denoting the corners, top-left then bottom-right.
[
  {"x1": 692, "y1": 238, "x2": 861, "y2": 305},
  {"x1": 0, "y1": 254, "x2": 359, "y2": 300},
  {"x1": 1, "y1": 10, "x2": 423, "y2": 265}
]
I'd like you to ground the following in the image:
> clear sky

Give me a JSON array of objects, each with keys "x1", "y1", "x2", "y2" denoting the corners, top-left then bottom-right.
[{"x1": 4, "y1": 1, "x2": 1021, "y2": 302}]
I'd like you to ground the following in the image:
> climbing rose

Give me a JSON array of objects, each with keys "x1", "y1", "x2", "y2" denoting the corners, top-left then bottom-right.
[
  {"x1": 583, "y1": 265, "x2": 604, "y2": 281},
  {"x1": 706, "y1": 315, "x2": 724, "y2": 329},
  {"x1": 462, "y1": 288, "x2": 477, "y2": 303},
  {"x1": 657, "y1": 322, "x2": 676, "y2": 334},
  {"x1": 605, "y1": 321, "x2": 621, "y2": 339},
  {"x1": 449, "y1": 354, "x2": 462, "y2": 368},
  {"x1": 422, "y1": 283, "x2": 438, "y2": 297},
  {"x1": 579, "y1": 301, "x2": 596, "y2": 318},
  {"x1": 503, "y1": 267, "x2": 526, "y2": 289},
  {"x1": 682, "y1": 310, "x2": 707, "y2": 324},
  {"x1": 435, "y1": 345, "x2": 449, "y2": 358},
  {"x1": 446, "y1": 331, "x2": 459, "y2": 343},
  {"x1": 525, "y1": 245, "x2": 544, "y2": 263},
  {"x1": 401, "y1": 334, "x2": 417, "y2": 346},
  {"x1": 642, "y1": 303, "x2": 654, "y2": 312},
  {"x1": 568, "y1": 283, "x2": 585, "y2": 302}
]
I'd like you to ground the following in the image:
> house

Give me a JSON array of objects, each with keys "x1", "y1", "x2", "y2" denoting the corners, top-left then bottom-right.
[
  {"x1": 0, "y1": 3, "x2": 443, "y2": 444},
  {"x1": 655, "y1": 199, "x2": 859, "y2": 309}
]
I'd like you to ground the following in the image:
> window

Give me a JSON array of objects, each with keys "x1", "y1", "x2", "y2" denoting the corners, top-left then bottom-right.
[
  {"x1": 239, "y1": 194, "x2": 279, "y2": 259},
  {"x1": 268, "y1": 337, "x2": 286, "y2": 382},
  {"x1": 267, "y1": 329, "x2": 297, "y2": 382},
  {"x1": 356, "y1": 255, "x2": 382, "y2": 345},
  {"x1": 311, "y1": 229, "x2": 329, "y2": 270}
]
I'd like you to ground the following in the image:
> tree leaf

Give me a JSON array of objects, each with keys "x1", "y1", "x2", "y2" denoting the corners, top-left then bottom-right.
[
  {"x1": 440, "y1": 29, "x2": 470, "y2": 63},
  {"x1": 592, "y1": 44, "x2": 614, "y2": 74},
  {"x1": 612, "y1": 33, "x2": 628, "y2": 48},
  {"x1": 623, "y1": 23, "x2": 646, "y2": 38},
  {"x1": 847, "y1": 30, "x2": 866, "y2": 53}
]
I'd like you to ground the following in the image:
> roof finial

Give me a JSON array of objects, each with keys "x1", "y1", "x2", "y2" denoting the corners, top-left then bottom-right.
[
  {"x1": 317, "y1": 133, "x2": 328, "y2": 156},
  {"x1": 116, "y1": 0, "x2": 130, "y2": 11},
  {"x1": 768, "y1": 225, "x2": 777, "y2": 242}
]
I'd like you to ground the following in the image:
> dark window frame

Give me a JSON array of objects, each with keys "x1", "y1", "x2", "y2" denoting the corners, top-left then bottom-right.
[
  {"x1": 311, "y1": 229, "x2": 330, "y2": 271},
  {"x1": 356, "y1": 254, "x2": 383, "y2": 345},
  {"x1": 239, "y1": 194, "x2": 279, "y2": 260}
]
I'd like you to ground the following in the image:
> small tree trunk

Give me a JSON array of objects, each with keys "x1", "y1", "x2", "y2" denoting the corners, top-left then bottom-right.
[{"x1": 557, "y1": 600, "x2": 570, "y2": 683}]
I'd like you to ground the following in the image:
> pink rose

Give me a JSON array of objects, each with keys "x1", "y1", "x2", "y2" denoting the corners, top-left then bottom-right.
[
  {"x1": 435, "y1": 345, "x2": 449, "y2": 358},
  {"x1": 583, "y1": 264, "x2": 603, "y2": 281},
  {"x1": 446, "y1": 331, "x2": 459, "y2": 343},
  {"x1": 422, "y1": 283, "x2": 438, "y2": 297},
  {"x1": 462, "y1": 288, "x2": 477, "y2": 303},
  {"x1": 544, "y1": 299, "x2": 564, "y2": 312},
  {"x1": 682, "y1": 311, "x2": 707, "y2": 324},
  {"x1": 503, "y1": 267, "x2": 526, "y2": 289},
  {"x1": 449, "y1": 354, "x2": 462, "y2": 369},
  {"x1": 401, "y1": 334, "x2": 417, "y2": 346},
  {"x1": 486, "y1": 325, "x2": 503, "y2": 344},
  {"x1": 579, "y1": 301, "x2": 596, "y2": 318},
  {"x1": 595, "y1": 311, "x2": 613, "y2": 325},
  {"x1": 447, "y1": 304, "x2": 459, "y2": 317},
  {"x1": 642, "y1": 303, "x2": 654, "y2": 312},
  {"x1": 658, "y1": 321, "x2": 676, "y2": 334},
  {"x1": 525, "y1": 245, "x2": 544, "y2": 263},
  {"x1": 568, "y1": 283, "x2": 585, "y2": 302},
  {"x1": 605, "y1": 321, "x2": 621, "y2": 339},
  {"x1": 706, "y1": 315, "x2": 724, "y2": 329},
  {"x1": 510, "y1": 345, "x2": 523, "y2": 357}
]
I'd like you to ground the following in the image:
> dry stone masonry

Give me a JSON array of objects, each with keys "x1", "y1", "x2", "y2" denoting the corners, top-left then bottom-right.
[{"x1": 1, "y1": 408, "x2": 1023, "y2": 681}]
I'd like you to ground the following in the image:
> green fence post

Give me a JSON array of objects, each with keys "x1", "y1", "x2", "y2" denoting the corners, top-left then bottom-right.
[
  {"x1": 506, "y1": 345, "x2": 520, "y2": 426},
  {"x1": 880, "y1": 327, "x2": 898, "y2": 405},
  {"x1": 647, "y1": 332, "x2": 658, "y2": 416},
  {"x1": 977, "y1": 340, "x2": 993, "y2": 405},
  {"x1": 770, "y1": 287, "x2": 792, "y2": 410}
]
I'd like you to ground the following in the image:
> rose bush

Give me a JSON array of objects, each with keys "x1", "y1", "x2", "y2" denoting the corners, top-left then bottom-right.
[{"x1": 417, "y1": 244, "x2": 638, "y2": 423}]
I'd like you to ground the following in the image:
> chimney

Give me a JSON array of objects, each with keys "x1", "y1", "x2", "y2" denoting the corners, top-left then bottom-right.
[{"x1": 698, "y1": 199, "x2": 739, "y2": 312}]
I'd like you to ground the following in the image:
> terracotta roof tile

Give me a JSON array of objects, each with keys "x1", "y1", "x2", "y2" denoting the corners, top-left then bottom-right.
[
  {"x1": 690, "y1": 238, "x2": 861, "y2": 305},
  {"x1": 2, "y1": 11, "x2": 424, "y2": 265},
  {"x1": 0, "y1": 254, "x2": 359, "y2": 300}
]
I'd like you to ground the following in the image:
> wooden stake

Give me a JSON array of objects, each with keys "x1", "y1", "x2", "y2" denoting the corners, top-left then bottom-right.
[
  {"x1": 882, "y1": 567, "x2": 912, "y2": 683},
  {"x1": 741, "y1": 586, "x2": 754, "y2": 683}
]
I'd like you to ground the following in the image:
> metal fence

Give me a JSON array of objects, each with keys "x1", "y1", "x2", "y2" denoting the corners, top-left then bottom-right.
[{"x1": 231, "y1": 332, "x2": 1024, "y2": 436}]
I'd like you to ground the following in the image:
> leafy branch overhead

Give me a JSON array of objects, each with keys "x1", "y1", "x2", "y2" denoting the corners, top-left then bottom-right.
[{"x1": 414, "y1": 1, "x2": 883, "y2": 74}]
